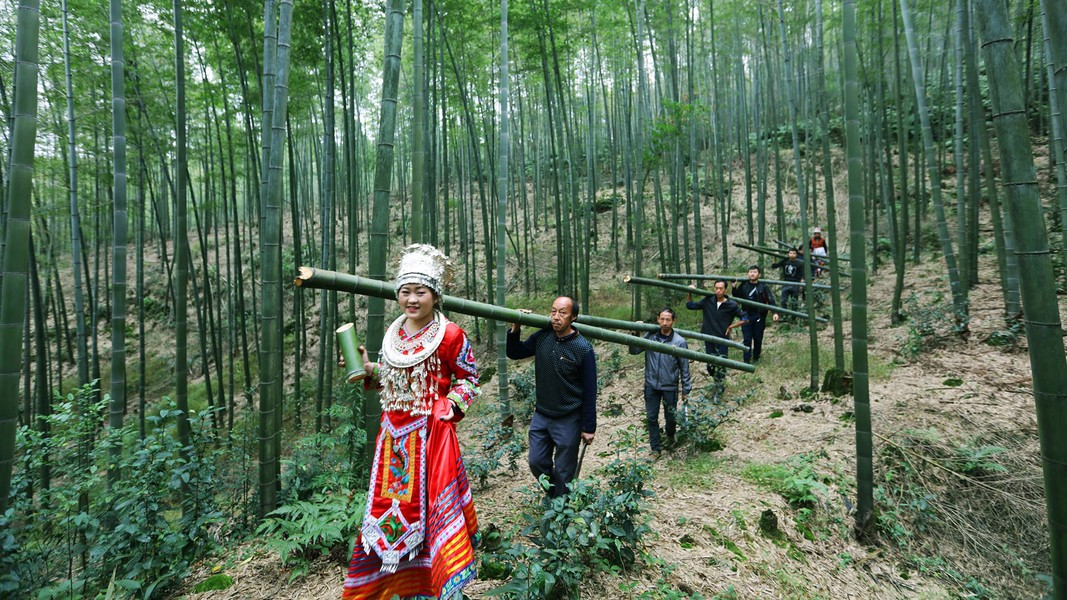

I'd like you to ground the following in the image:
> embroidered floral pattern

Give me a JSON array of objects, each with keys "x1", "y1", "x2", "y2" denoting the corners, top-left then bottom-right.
[{"x1": 380, "y1": 430, "x2": 416, "y2": 503}]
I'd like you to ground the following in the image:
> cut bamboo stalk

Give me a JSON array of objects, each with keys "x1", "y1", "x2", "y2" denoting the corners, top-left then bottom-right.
[
  {"x1": 624, "y1": 275, "x2": 829, "y2": 323},
  {"x1": 295, "y1": 267, "x2": 754, "y2": 372},
  {"x1": 658, "y1": 272, "x2": 834, "y2": 291},
  {"x1": 576, "y1": 313, "x2": 748, "y2": 351}
]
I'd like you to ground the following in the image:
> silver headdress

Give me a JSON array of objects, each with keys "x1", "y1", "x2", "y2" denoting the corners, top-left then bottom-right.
[{"x1": 394, "y1": 244, "x2": 454, "y2": 298}]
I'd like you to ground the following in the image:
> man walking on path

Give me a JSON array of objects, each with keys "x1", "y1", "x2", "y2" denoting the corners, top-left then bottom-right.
[
  {"x1": 732, "y1": 265, "x2": 779, "y2": 364},
  {"x1": 771, "y1": 248, "x2": 804, "y2": 314},
  {"x1": 686, "y1": 281, "x2": 745, "y2": 384},
  {"x1": 507, "y1": 296, "x2": 597, "y2": 497},
  {"x1": 629, "y1": 308, "x2": 692, "y2": 457}
]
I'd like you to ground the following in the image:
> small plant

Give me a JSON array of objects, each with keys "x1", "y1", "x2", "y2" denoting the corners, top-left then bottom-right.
[
  {"x1": 678, "y1": 387, "x2": 753, "y2": 452},
  {"x1": 256, "y1": 491, "x2": 366, "y2": 581},
  {"x1": 487, "y1": 458, "x2": 655, "y2": 599},
  {"x1": 899, "y1": 293, "x2": 970, "y2": 359},
  {"x1": 952, "y1": 444, "x2": 1009, "y2": 476}
]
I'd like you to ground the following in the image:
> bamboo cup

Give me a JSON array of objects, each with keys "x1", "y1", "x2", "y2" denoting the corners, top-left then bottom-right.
[{"x1": 336, "y1": 323, "x2": 366, "y2": 383}]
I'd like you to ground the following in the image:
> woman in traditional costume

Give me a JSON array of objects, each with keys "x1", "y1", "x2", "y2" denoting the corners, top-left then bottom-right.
[{"x1": 342, "y1": 244, "x2": 480, "y2": 599}]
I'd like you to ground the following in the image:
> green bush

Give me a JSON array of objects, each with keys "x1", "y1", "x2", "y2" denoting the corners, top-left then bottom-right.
[
  {"x1": 5, "y1": 384, "x2": 223, "y2": 598},
  {"x1": 487, "y1": 458, "x2": 654, "y2": 599}
]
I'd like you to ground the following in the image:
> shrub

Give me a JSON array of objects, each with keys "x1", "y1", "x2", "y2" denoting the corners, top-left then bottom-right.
[{"x1": 487, "y1": 458, "x2": 655, "y2": 599}]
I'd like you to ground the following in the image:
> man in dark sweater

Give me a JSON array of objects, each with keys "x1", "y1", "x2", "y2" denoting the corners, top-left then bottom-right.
[
  {"x1": 771, "y1": 248, "x2": 804, "y2": 314},
  {"x1": 507, "y1": 296, "x2": 597, "y2": 497},
  {"x1": 686, "y1": 281, "x2": 745, "y2": 383},
  {"x1": 732, "y1": 265, "x2": 779, "y2": 364},
  {"x1": 629, "y1": 307, "x2": 692, "y2": 456}
]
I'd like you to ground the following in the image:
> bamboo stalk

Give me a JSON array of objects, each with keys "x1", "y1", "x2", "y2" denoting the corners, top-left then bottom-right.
[
  {"x1": 295, "y1": 267, "x2": 754, "y2": 372},
  {"x1": 624, "y1": 275, "x2": 829, "y2": 323},
  {"x1": 733, "y1": 240, "x2": 852, "y2": 262},
  {"x1": 658, "y1": 272, "x2": 834, "y2": 291},
  {"x1": 576, "y1": 313, "x2": 748, "y2": 351}
]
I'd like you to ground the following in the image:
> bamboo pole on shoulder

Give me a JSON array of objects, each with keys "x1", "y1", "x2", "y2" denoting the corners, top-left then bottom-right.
[
  {"x1": 295, "y1": 267, "x2": 754, "y2": 373},
  {"x1": 576, "y1": 313, "x2": 748, "y2": 351},
  {"x1": 624, "y1": 275, "x2": 829, "y2": 323},
  {"x1": 658, "y1": 272, "x2": 834, "y2": 291}
]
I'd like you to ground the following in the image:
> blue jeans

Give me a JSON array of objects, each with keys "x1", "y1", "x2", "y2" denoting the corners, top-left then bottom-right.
[
  {"x1": 528, "y1": 411, "x2": 582, "y2": 497},
  {"x1": 741, "y1": 317, "x2": 767, "y2": 363},
  {"x1": 644, "y1": 386, "x2": 678, "y2": 451},
  {"x1": 704, "y1": 340, "x2": 728, "y2": 382}
]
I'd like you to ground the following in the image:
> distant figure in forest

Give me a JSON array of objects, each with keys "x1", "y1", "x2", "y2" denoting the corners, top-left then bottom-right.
[
  {"x1": 507, "y1": 296, "x2": 597, "y2": 497},
  {"x1": 732, "y1": 265, "x2": 779, "y2": 364},
  {"x1": 342, "y1": 244, "x2": 481, "y2": 599},
  {"x1": 809, "y1": 227, "x2": 828, "y2": 276},
  {"x1": 686, "y1": 281, "x2": 745, "y2": 384},
  {"x1": 629, "y1": 307, "x2": 692, "y2": 458},
  {"x1": 772, "y1": 247, "x2": 805, "y2": 316}
]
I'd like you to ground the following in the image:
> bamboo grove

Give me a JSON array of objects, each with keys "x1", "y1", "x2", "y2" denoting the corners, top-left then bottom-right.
[{"x1": 0, "y1": 0, "x2": 1065, "y2": 595}]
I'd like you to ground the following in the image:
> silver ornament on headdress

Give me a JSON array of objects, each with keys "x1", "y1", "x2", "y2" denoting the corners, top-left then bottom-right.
[{"x1": 394, "y1": 244, "x2": 455, "y2": 298}]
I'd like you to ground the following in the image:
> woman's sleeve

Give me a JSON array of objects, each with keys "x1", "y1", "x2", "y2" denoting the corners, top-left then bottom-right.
[{"x1": 444, "y1": 327, "x2": 481, "y2": 415}]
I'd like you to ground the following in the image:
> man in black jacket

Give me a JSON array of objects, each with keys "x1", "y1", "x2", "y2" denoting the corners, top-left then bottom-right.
[
  {"x1": 771, "y1": 248, "x2": 804, "y2": 314},
  {"x1": 732, "y1": 265, "x2": 779, "y2": 364},
  {"x1": 686, "y1": 281, "x2": 745, "y2": 383},
  {"x1": 507, "y1": 296, "x2": 597, "y2": 497}
]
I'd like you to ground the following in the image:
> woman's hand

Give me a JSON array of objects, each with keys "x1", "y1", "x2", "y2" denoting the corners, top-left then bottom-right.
[
  {"x1": 439, "y1": 402, "x2": 456, "y2": 422},
  {"x1": 358, "y1": 345, "x2": 375, "y2": 377}
]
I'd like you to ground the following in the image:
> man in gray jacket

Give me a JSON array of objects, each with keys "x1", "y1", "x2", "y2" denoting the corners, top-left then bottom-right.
[{"x1": 629, "y1": 307, "x2": 692, "y2": 456}]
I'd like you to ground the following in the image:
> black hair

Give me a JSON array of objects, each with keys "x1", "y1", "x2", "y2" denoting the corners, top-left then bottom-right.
[
  {"x1": 713, "y1": 280, "x2": 728, "y2": 289},
  {"x1": 656, "y1": 306, "x2": 676, "y2": 319},
  {"x1": 557, "y1": 295, "x2": 580, "y2": 317},
  {"x1": 748, "y1": 265, "x2": 761, "y2": 273}
]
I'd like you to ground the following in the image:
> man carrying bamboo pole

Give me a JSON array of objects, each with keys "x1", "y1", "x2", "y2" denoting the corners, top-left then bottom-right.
[
  {"x1": 771, "y1": 247, "x2": 805, "y2": 315},
  {"x1": 506, "y1": 296, "x2": 597, "y2": 497},
  {"x1": 628, "y1": 307, "x2": 692, "y2": 458},
  {"x1": 686, "y1": 282, "x2": 746, "y2": 385},
  {"x1": 732, "y1": 265, "x2": 779, "y2": 364}
]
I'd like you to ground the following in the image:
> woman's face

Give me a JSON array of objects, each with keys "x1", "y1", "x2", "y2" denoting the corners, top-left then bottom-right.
[{"x1": 397, "y1": 284, "x2": 436, "y2": 324}]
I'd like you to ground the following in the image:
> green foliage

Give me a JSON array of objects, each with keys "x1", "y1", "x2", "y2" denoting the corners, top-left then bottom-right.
[
  {"x1": 875, "y1": 449, "x2": 940, "y2": 548},
  {"x1": 256, "y1": 491, "x2": 365, "y2": 581},
  {"x1": 508, "y1": 369, "x2": 537, "y2": 419},
  {"x1": 464, "y1": 417, "x2": 526, "y2": 489},
  {"x1": 280, "y1": 403, "x2": 365, "y2": 504},
  {"x1": 4, "y1": 384, "x2": 223, "y2": 597},
  {"x1": 951, "y1": 444, "x2": 1008, "y2": 476},
  {"x1": 677, "y1": 386, "x2": 753, "y2": 452},
  {"x1": 984, "y1": 318, "x2": 1024, "y2": 348},
  {"x1": 899, "y1": 293, "x2": 970, "y2": 359},
  {"x1": 487, "y1": 458, "x2": 654, "y2": 599},
  {"x1": 192, "y1": 573, "x2": 234, "y2": 592}
]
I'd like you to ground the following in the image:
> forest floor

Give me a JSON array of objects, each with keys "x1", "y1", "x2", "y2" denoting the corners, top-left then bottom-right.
[{"x1": 165, "y1": 230, "x2": 1059, "y2": 599}]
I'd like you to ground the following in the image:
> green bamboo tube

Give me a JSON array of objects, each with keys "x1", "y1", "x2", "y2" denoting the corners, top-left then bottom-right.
[
  {"x1": 733, "y1": 241, "x2": 852, "y2": 264},
  {"x1": 576, "y1": 313, "x2": 748, "y2": 351},
  {"x1": 624, "y1": 275, "x2": 829, "y2": 323},
  {"x1": 335, "y1": 323, "x2": 366, "y2": 383},
  {"x1": 295, "y1": 267, "x2": 755, "y2": 372},
  {"x1": 657, "y1": 272, "x2": 834, "y2": 291}
]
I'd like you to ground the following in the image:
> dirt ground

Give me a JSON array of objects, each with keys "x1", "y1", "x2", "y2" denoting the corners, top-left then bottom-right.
[{"x1": 167, "y1": 231, "x2": 1060, "y2": 600}]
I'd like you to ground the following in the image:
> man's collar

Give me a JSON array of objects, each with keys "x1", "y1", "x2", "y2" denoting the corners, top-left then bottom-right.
[{"x1": 554, "y1": 328, "x2": 579, "y2": 341}]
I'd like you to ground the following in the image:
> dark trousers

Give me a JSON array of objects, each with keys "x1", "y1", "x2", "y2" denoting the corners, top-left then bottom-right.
[
  {"x1": 644, "y1": 386, "x2": 678, "y2": 452},
  {"x1": 704, "y1": 340, "x2": 728, "y2": 382},
  {"x1": 781, "y1": 286, "x2": 800, "y2": 313},
  {"x1": 741, "y1": 318, "x2": 767, "y2": 363},
  {"x1": 528, "y1": 410, "x2": 582, "y2": 497}
]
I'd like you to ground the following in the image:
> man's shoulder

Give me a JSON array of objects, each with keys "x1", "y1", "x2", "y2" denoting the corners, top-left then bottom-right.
[{"x1": 570, "y1": 331, "x2": 594, "y2": 351}]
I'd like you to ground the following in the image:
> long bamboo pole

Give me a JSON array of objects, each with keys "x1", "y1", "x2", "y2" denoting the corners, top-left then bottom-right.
[
  {"x1": 576, "y1": 313, "x2": 748, "y2": 351},
  {"x1": 733, "y1": 241, "x2": 852, "y2": 263},
  {"x1": 624, "y1": 275, "x2": 829, "y2": 323},
  {"x1": 658, "y1": 272, "x2": 834, "y2": 291},
  {"x1": 295, "y1": 267, "x2": 754, "y2": 372}
]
